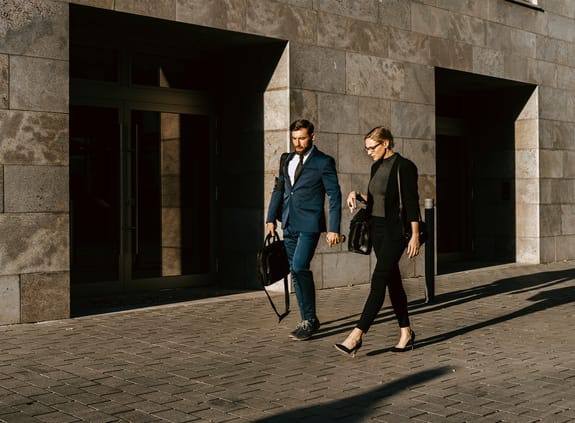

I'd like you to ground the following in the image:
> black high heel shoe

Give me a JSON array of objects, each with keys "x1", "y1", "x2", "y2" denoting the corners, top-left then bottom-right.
[
  {"x1": 334, "y1": 339, "x2": 363, "y2": 357},
  {"x1": 391, "y1": 330, "x2": 415, "y2": 353}
]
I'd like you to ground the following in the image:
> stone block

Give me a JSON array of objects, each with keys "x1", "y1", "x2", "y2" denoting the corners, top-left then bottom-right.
[
  {"x1": 516, "y1": 150, "x2": 538, "y2": 178},
  {"x1": 318, "y1": 12, "x2": 388, "y2": 57},
  {"x1": 515, "y1": 119, "x2": 538, "y2": 149},
  {"x1": 161, "y1": 207, "x2": 181, "y2": 248},
  {"x1": 0, "y1": 111, "x2": 68, "y2": 165},
  {"x1": 70, "y1": 0, "x2": 114, "y2": 8},
  {"x1": 358, "y1": 97, "x2": 391, "y2": 135},
  {"x1": 4, "y1": 165, "x2": 68, "y2": 212},
  {"x1": 489, "y1": 0, "x2": 547, "y2": 35},
  {"x1": 540, "y1": 86, "x2": 575, "y2": 122},
  {"x1": 378, "y1": 0, "x2": 410, "y2": 30},
  {"x1": 264, "y1": 89, "x2": 289, "y2": 131},
  {"x1": 0, "y1": 214, "x2": 69, "y2": 276},
  {"x1": 556, "y1": 235, "x2": 575, "y2": 261},
  {"x1": 400, "y1": 63, "x2": 434, "y2": 104},
  {"x1": 317, "y1": 93, "x2": 359, "y2": 134},
  {"x1": 557, "y1": 65, "x2": 575, "y2": 91},
  {"x1": 0, "y1": 55, "x2": 7, "y2": 109},
  {"x1": 539, "y1": 150, "x2": 564, "y2": 178},
  {"x1": 528, "y1": 60, "x2": 558, "y2": 88},
  {"x1": 538, "y1": 235, "x2": 554, "y2": 263},
  {"x1": 548, "y1": 13, "x2": 575, "y2": 43},
  {"x1": 21, "y1": 272, "x2": 69, "y2": 323},
  {"x1": 411, "y1": 2, "x2": 451, "y2": 39},
  {"x1": 315, "y1": 0, "x2": 378, "y2": 23},
  {"x1": 10, "y1": 56, "x2": 68, "y2": 113},
  {"x1": 516, "y1": 202, "x2": 539, "y2": 238},
  {"x1": 264, "y1": 130, "x2": 290, "y2": 173},
  {"x1": 485, "y1": 22, "x2": 513, "y2": 55},
  {"x1": 561, "y1": 205, "x2": 575, "y2": 235},
  {"x1": 116, "y1": 0, "x2": 176, "y2": 20},
  {"x1": 536, "y1": 35, "x2": 574, "y2": 68},
  {"x1": 290, "y1": 44, "x2": 346, "y2": 93},
  {"x1": 505, "y1": 54, "x2": 530, "y2": 82},
  {"x1": 448, "y1": 12, "x2": 486, "y2": 46},
  {"x1": 517, "y1": 87, "x2": 538, "y2": 120},
  {"x1": 403, "y1": 138, "x2": 435, "y2": 176},
  {"x1": 391, "y1": 102, "x2": 434, "y2": 139},
  {"x1": 473, "y1": 47, "x2": 505, "y2": 78},
  {"x1": 176, "y1": 0, "x2": 245, "y2": 31},
  {"x1": 0, "y1": 1, "x2": 67, "y2": 59},
  {"x1": 346, "y1": 53, "x2": 405, "y2": 99},
  {"x1": 516, "y1": 236, "x2": 540, "y2": 264},
  {"x1": 429, "y1": 38, "x2": 473, "y2": 72},
  {"x1": 438, "y1": 0, "x2": 490, "y2": 20},
  {"x1": 540, "y1": 205, "x2": 562, "y2": 236},
  {"x1": 511, "y1": 28, "x2": 536, "y2": 58},
  {"x1": 314, "y1": 133, "x2": 338, "y2": 166},
  {"x1": 322, "y1": 252, "x2": 370, "y2": 289},
  {"x1": 246, "y1": 1, "x2": 316, "y2": 44},
  {"x1": 564, "y1": 151, "x2": 575, "y2": 178},
  {"x1": 516, "y1": 178, "x2": 539, "y2": 205},
  {"x1": 338, "y1": 134, "x2": 371, "y2": 175},
  {"x1": 389, "y1": 28, "x2": 430, "y2": 65},
  {"x1": 0, "y1": 275, "x2": 20, "y2": 325},
  {"x1": 290, "y1": 89, "x2": 318, "y2": 125}
]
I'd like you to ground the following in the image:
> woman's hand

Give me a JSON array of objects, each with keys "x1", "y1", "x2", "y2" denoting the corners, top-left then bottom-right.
[
  {"x1": 347, "y1": 191, "x2": 364, "y2": 212},
  {"x1": 406, "y1": 221, "x2": 421, "y2": 258}
]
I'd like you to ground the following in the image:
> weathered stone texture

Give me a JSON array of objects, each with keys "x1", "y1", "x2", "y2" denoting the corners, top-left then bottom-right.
[
  {"x1": 317, "y1": 93, "x2": 359, "y2": 134},
  {"x1": 290, "y1": 44, "x2": 346, "y2": 93},
  {"x1": 0, "y1": 275, "x2": 20, "y2": 324},
  {"x1": 0, "y1": 214, "x2": 69, "y2": 276},
  {"x1": 429, "y1": 38, "x2": 473, "y2": 72},
  {"x1": 338, "y1": 134, "x2": 370, "y2": 175},
  {"x1": 4, "y1": 165, "x2": 69, "y2": 212},
  {"x1": 115, "y1": 0, "x2": 176, "y2": 20},
  {"x1": 10, "y1": 56, "x2": 68, "y2": 113},
  {"x1": 290, "y1": 89, "x2": 318, "y2": 125},
  {"x1": 0, "y1": 0, "x2": 67, "y2": 59},
  {"x1": 401, "y1": 63, "x2": 434, "y2": 104},
  {"x1": 70, "y1": 0, "x2": 114, "y2": 9},
  {"x1": 314, "y1": 0, "x2": 378, "y2": 23},
  {"x1": 323, "y1": 251, "x2": 370, "y2": 288},
  {"x1": 346, "y1": 53, "x2": 405, "y2": 99},
  {"x1": 264, "y1": 89, "x2": 289, "y2": 131},
  {"x1": 391, "y1": 102, "x2": 434, "y2": 139},
  {"x1": 473, "y1": 47, "x2": 505, "y2": 78},
  {"x1": 246, "y1": 0, "x2": 316, "y2": 44},
  {"x1": 411, "y1": 2, "x2": 451, "y2": 39},
  {"x1": 20, "y1": 271, "x2": 69, "y2": 323},
  {"x1": 389, "y1": 28, "x2": 429, "y2": 65},
  {"x1": 176, "y1": 0, "x2": 245, "y2": 31},
  {"x1": 548, "y1": 13, "x2": 575, "y2": 43},
  {"x1": 0, "y1": 55, "x2": 7, "y2": 109},
  {"x1": 438, "y1": 0, "x2": 489, "y2": 20},
  {"x1": 448, "y1": 13, "x2": 486, "y2": 46},
  {"x1": 357, "y1": 97, "x2": 391, "y2": 134},
  {"x1": 318, "y1": 12, "x2": 388, "y2": 57},
  {"x1": 378, "y1": 0, "x2": 410, "y2": 30},
  {"x1": 0, "y1": 111, "x2": 68, "y2": 165}
]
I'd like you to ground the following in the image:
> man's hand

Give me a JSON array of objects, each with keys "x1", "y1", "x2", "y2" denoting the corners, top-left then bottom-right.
[
  {"x1": 326, "y1": 231, "x2": 340, "y2": 247},
  {"x1": 266, "y1": 222, "x2": 276, "y2": 236}
]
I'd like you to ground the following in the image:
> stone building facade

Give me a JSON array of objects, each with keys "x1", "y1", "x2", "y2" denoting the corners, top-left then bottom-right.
[{"x1": 0, "y1": 0, "x2": 574, "y2": 324}]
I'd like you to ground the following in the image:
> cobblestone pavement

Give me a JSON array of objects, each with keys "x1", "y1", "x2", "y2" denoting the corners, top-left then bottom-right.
[{"x1": 1, "y1": 261, "x2": 574, "y2": 422}]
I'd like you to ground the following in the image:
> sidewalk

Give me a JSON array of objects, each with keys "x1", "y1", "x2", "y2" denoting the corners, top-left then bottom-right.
[{"x1": 1, "y1": 261, "x2": 574, "y2": 422}]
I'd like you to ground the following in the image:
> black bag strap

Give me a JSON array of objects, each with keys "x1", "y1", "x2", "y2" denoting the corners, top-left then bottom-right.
[{"x1": 262, "y1": 275, "x2": 290, "y2": 322}]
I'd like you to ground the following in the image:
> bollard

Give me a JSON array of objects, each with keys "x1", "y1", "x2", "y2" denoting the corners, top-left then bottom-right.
[{"x1": 424, "y1": 198, "x2": 435, "y2": 303}]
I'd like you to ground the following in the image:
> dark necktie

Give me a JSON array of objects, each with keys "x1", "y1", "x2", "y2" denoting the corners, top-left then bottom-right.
[{"x1": 294, "y1": 154, "x2": 304, "y2": 182}]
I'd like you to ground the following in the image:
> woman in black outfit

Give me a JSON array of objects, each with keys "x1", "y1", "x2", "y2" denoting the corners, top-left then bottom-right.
[{"x1": 335, "y1": 126, "x2": 421, "y2": 357}]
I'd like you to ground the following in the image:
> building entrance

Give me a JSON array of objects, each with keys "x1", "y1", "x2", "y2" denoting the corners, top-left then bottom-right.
[{"x1": 70, "y1": 103, "x2": 214, "y2": 294}]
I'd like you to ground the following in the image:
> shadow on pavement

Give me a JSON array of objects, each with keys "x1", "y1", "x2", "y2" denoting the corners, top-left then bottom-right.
[{"x1": 252, "y1": 367, "x2": 451, "y2": 422}]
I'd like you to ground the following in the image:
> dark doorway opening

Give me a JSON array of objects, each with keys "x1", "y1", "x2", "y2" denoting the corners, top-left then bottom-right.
[
  {"x1": 435, "y1": 68, "x2": 536, "y2": 275},
  {"x1": 69, "y1": 5, "x2": 287, "y2": 314}
]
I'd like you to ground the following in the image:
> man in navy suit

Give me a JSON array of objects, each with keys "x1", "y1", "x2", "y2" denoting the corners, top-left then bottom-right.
[{"x1": 266, "y1": 119, "x2": 342, "y2": 340}]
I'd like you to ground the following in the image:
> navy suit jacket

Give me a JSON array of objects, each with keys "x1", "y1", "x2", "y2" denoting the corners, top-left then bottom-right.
[{"x1": 266, "y1": 147, "x2": 341, "y2": 234}]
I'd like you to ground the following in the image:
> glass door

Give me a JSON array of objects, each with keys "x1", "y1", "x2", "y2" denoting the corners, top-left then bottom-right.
[{"x1": 70, "y1": 104, "x2": 214, "y2": 292}]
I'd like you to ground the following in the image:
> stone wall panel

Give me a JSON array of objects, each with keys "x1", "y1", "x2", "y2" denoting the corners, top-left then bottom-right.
[
  {"x1": 0, "y1": 111, "x2": 68, "y2": 165},
  {"x1": 246, "y1": 0, "x2": 316, "y2": 44},
  {"x1": 176, "y1": 0, "x2": 246, "y2": 31},
  {"x1": 346, "y1": 53, "x2": 405, "y2": 99},
  {"x1": 0, "y1": 214, "x2": 69, "y2": 276},
  {"x1": 0, "y1": 0, "x2": 67, "y2": 59},
  {"x1": 20, "y1": 272, "x2": 69, "y2": 323},
  {"x1": 318, "y1": 12, "x2": 388, "y2": 57},
  {"x1": 378, "y1": 0, "x2": 410, "y2": 31},
  {"x1": 389, "y1": 28, "x2": 429, "y2": 65},
  {"x1": 429, "y1": 38, "x2": 473, "y2": 72},
  {"x1": 0, "y1": 275, "x2": 20, "y2": 324},
  {"x1": 290, "y1": 44, "x2": 346, "y2": 93},
  {"x1": 4, "y1": 165, "x2": 68, "y2": 212},
  {"x1": 313, "y1": 0, "x2": 378, "y2": 23},
  {"x1": 0, "y1": 55, "x2": 7, "y2": 109},
  {"x1": 10, "y1": 56, "x2": 68, "y2": 113},
  {"x1": 317, "y1": 93, "x2": 359, "y2": 134},
  {"x1": 116, "y1": 0, "x2": 176, "y2": 20}
]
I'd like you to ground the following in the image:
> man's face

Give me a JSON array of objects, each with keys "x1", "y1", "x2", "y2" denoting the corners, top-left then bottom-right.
[{"x1": 291, "y1": 128, "x2": 314, "y2": 155}]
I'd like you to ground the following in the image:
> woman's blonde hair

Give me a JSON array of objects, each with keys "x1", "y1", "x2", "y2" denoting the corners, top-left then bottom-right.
[{"x1": 365, "y1": 126, "x2": 394, "y2": 149}]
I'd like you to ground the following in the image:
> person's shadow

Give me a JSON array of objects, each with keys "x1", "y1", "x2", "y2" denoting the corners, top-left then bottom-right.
[
  {"x1": 313, "y1": 268, "x2": 575, "y2": 351},
  {"x1": 251, "y1": 367, "x2": 451, "y2": 422}
]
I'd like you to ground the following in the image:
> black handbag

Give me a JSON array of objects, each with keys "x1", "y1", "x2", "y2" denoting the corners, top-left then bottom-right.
[
  {"x1": 257, "y1": 233, "x2": 290, "y2": 321},
  {"x1": 348, "y1": 208, "x2": 372, "y2": 255},
  {"x1": 397, "y1": 164, "x2": 427, "y2": 245}
]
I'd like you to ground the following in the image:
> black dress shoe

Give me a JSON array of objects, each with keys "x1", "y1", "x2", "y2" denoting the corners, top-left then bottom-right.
[
  {"x1": 334, "y1": 339, "x2": 362, "y2": 357},
  {"x1": 391, "y1": 330, "x2": 415, "y2": 352}
]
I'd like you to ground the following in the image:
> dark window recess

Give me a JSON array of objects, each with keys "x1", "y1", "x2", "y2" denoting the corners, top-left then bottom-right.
[
  {"x1": 131, "y1": 54, "x2": 209, "y2": 90},
  {"x1": 70, "y1": 45, "x2": 118, "y2": 82}
]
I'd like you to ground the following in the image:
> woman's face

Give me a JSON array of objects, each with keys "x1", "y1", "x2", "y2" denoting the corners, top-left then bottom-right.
[{"x1": 364, "y1": 137, "x2": 388, "y2": 161}]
